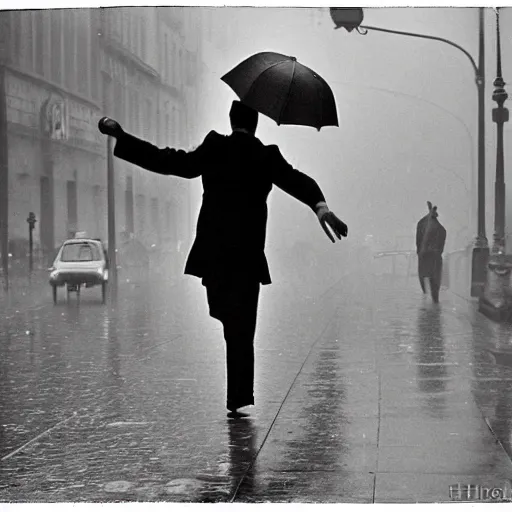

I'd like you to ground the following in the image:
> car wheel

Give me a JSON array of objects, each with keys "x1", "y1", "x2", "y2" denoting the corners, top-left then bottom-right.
[{"x1": 52, "y1": 285, "x2": 57, "y2": 304}]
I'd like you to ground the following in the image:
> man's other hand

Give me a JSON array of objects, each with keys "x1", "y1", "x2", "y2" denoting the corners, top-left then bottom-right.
[
  {"x1": 98, "y1": 117, "x2": 124, "y2": 138},
  {"x1": 320, "y1": 211, "x2": 348, "y2": 243}
]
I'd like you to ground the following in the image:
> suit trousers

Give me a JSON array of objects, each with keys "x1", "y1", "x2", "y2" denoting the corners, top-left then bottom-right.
[{"x1": 204, "y1": 274, "x2": 260, "y2": 410}]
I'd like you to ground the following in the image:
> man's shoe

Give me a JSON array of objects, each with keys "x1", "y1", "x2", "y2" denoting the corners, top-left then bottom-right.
[{"x1": 227, "y1": 409, "x2": 250, "y2": 418}]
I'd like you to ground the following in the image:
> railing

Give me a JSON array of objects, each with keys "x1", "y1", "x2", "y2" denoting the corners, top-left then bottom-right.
[
  {"x1": 373, "y1": 249, "x2": 416, "y2": 282},
  {"x1": 372, "y1": 246, "x2": 473, "y2": 297}
]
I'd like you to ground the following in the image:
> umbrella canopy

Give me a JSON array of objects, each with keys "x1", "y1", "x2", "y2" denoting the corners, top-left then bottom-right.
[{"x1": 221, "y1": 52, "x2": 338, "y2": 131}]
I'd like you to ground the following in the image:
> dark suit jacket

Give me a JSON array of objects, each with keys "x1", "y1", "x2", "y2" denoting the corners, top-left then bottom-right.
[{"x1": 114, "y1": 130, "x2": 326, "y2": 285}]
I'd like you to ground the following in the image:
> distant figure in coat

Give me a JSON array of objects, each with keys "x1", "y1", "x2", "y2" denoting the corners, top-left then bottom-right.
[
  {"x1": 416, "y1": 201, "x2": 446, "y2": 303},
  {"x1": 98, "y1": 101, "x2": 348, "y2": 417}
]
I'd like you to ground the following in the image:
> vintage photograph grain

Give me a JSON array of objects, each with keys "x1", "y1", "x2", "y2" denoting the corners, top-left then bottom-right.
[{"x1": 1, "y1": 5, "x2": 512, "y2": 504}]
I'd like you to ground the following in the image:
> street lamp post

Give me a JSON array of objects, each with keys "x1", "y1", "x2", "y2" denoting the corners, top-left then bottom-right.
[
  {"x1": 329, "y1": 7, "x2": 488, "y2": 296},
  {"x1": 107, "y1": 135, "x2": 118, "y2": 297},
  {"x1": 479, "y1": 8, "x2": 512, "y2": 321}
]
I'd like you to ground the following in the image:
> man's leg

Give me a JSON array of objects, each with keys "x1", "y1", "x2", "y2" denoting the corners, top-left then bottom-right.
[
  {"x1": 418, "y1": 257, "x2": 427, "y2": 294},
  {"x1": 223, "y1": 280, "x2": 260, "y2": 411},
  {"x1": 430, "y1": 257, "x2": 442, "y2": 303},
  {"x1": 430, "y1": 276, "x2": 440, "y2": 303}
]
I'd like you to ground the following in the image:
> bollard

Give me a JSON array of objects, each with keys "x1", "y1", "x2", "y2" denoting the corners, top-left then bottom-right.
[{"x1": 27, "y1": 212, "x2": 36, "y2": 278}]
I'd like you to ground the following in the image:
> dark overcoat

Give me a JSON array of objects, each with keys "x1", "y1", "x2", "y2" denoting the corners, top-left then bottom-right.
[
  {"x1": 113, "y1": 130, "x2": 326, "y2": 285},
  {"x1": 416, "y1": 215, "x2": 447, "y2": 279}
]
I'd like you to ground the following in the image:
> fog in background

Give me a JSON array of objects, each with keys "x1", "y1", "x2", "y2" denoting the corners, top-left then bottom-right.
[
  {"x1": 191, "y1": 7, "x2": 512, "y2": 290},
  {"x1": 6, "y1": 6, "x2": 512, "y2": 294}
]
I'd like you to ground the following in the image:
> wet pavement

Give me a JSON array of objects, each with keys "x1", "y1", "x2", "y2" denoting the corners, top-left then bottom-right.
[{"x1": 1, "y1": 271, "x2": 512, "y2": 503}]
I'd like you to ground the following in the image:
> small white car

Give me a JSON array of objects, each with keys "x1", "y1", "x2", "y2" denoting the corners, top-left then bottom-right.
[{"x1": 49, "y1": 234, "x2": 109, "y2": 304}]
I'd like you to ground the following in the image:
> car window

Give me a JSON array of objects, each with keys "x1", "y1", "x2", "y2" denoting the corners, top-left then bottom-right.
[{"x1": 61, "y1": 242, "x2": 101, "y2": 262}]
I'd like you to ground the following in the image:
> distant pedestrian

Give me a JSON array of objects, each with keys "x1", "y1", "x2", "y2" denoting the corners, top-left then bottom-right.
[
  {"x1": 98, "y1": 101, "x2": 348, "y2": 417},
  {"x1": 416, "y1": 201, "x2": 446, "y2": 303}
]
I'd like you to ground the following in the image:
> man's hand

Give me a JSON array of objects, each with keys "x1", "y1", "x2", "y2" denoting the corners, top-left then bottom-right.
[
  {"x1": 98, "y1": 117, "x2": 124, "y2": 138},
  {"x1": 319, "y1": 211, "x2": 348, "y2": 243}
]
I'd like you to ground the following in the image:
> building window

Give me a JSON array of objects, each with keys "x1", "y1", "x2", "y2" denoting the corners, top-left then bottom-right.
[
  {"x1": 34, "y1": 10, "x2": 44, "y2": 75},
  {"x1": 21, "y1": 11, "x2": 34, "y2": 71},
  {"x1": 50, "y1": 10, "x2": 62, "y2": 81},
  {"x1": 76, "y1": 10, "x2": 89, "y2": 97},
  {"x1": 10, "y1": 11, "x2": 21, "y2": 66},
  {"x1": 63, "y1": 10, "x2": 76, "y2": 90}
]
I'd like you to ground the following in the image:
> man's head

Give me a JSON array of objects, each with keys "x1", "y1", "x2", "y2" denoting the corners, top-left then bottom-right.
[
  {"x1": 229, "y1": 100, "x2": 258, "y2": 134},
  {"x1": 427, "y1": 201, "x2": 439, "y2": 219}
]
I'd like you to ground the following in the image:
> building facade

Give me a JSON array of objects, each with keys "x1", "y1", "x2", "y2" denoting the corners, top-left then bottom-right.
[
  {"x1": 2, "y1": 9, "x2": 104, "y2": 266},
  {"x1": 1, "y1": 7, "x2": 204, "y2": 272}
]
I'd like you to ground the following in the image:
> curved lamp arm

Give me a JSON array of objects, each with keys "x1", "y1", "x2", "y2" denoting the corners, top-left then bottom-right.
[{"x1": 360, "y1": 25, "x2": 479, "y2": 77}]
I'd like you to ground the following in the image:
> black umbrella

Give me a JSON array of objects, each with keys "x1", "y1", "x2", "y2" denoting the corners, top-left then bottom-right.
[{"x1": 221, "y1": 52, "x2": 338, "y2": 131}]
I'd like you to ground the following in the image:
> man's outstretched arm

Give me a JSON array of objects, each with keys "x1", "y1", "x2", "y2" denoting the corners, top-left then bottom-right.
[
  {"x1": 269, "y1": 145, "x2": 348, "y2": 243},
  {"x1": 99, "y1": 117, "x2": 210, "y2": 179}
]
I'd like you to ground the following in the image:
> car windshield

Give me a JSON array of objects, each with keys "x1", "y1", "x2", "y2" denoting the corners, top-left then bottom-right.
[{"x1": 61, "y1": 242, "x2": 101, "y2": 262}]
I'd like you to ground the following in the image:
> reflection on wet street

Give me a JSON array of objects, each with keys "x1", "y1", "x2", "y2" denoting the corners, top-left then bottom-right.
[
  {"x1": 416, "y1": 305, "x2": 447, "y2": 416},
  {"x1": 1, "y1": 274, "x2": 512, "y2": 502}
]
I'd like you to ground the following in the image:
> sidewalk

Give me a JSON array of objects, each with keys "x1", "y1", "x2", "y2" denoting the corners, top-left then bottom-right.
[
  {"x1": 1, "y1": 273, "x2": 512, "y2": 503},
  {"x1": 232, "y1": 275, "x2": 512, "y2": 502}
]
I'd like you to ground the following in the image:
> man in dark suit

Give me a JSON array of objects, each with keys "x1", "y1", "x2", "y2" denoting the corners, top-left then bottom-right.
[
  {"x1": 416, "y1": 202, "x2": 446, "y2": 303},
  {"x1": 99, "y1": 100, "x2": 348, "y2": 416}
]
